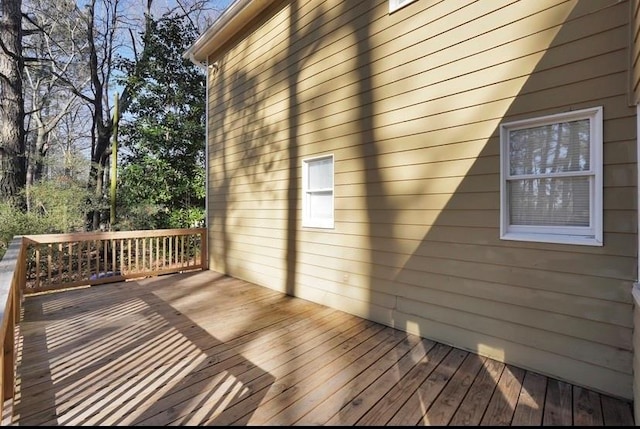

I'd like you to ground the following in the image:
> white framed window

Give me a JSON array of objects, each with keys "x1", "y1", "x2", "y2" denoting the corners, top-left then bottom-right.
[
  {"x1": 389, "y1": 0, "x2": 417, "y2": 13},
  {"x1": 500, "y1": 106, "x2": 603, "y2": 246},
  {"x1": 302, "y1": 154, "x2": 334, "y2": 229}
]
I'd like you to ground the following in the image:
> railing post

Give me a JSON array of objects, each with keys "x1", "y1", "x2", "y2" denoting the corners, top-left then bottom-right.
[{"x1": 201, "y1": 229, "x2": 209, "y2": 270}]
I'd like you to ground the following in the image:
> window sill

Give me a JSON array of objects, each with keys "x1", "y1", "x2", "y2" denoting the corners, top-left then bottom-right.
[
  {"x1": 302, "y1": 220, "x2": 334, "y2": 229},
  {"x1": 500, "y1": 232, "x2": 603, "y2": 247}
]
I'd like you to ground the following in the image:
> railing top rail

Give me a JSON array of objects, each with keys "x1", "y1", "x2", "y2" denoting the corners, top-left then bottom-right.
[
  {"x1": 0, "y1": 237, "x2": 22, "y2": 342},
  {"x1": 23, "y1": 228, "x2": 207, "y2": 244}
]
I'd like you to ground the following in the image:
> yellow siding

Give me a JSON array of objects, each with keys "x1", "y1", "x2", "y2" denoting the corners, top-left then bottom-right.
[
  {"x1": 205, "y1": 0, "x2": 637, "y2": 399},
  {"x1": 634, "y1": 287, "x2": 640, "y2": 422}
]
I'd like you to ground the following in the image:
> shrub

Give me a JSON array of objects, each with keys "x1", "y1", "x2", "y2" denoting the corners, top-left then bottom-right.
[{"x1": 0, "y1": 178, "x2": 90, "y2": 259}]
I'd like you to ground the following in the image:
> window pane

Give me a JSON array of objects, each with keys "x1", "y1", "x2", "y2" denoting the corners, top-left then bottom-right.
[
  {"x1": 308, "y1": 191, "x2": 333, "y2": 219},
  {"x1": 509, "y1": 177, "x2": 590, "y2": 226},
  {"x1": 308, "y1": 158, "x2": 333, "y2": 190},
  {"x1": 509, "y1": 119, "x2": 590, "y2": 175}
]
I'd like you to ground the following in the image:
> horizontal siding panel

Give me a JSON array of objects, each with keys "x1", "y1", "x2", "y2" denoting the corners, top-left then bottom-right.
[
  {"x1": 390, "y1": 310, "x2": 632, "y2": 400},
  {"x1": 397, "y1": 285, "x2": 631, "y2": 351},
  {"x1": 335, "y1": 158, "x2": 499, "y2": 182},
  {"x1": 211, "y1": 96, "x2": 632, "y2": 176},
  {"x1": 214, "y1": 222, "x2": 631, "y2": 303},
  {"x1": 213, "y1": 100, "x2": 633, "y2": 177},
  {"x1": 211, "y1": 230, "x2": 633, "y2": 306},
  {"x1": 342, "y1": 192, "x2": 499, "y2": 211},
  {"x1": 394, "y1": 272, "x2": 632, "y2": 332},
  {"x1": 221, "y1": 232, "x2": 633, "y2": 330},
  {"x1": 215, "y1": 186, "x2": 636, "y2": 211},
  {"x1": 605, "y1": 139, "x2": 637, "y2": 164},
  {"x1": 217, "y1": 250, "x2": 397, "y2": 316},
  {"x1": 213, "y1": 70, "x2": 630, "y2": 164},
  {"x1": 219, "y1": 245, "x2": 632, "y2": 354},
  {"x1": 395, "y1": 297, "x2": 631, "y2": 374},
  {"x1": 211, "y1": 2, "x2": 627, "y2": 141},
  {"x1": 210, "y1": 164, "x2": 633, "y2": 199},
  {"x1": 207, "y1": 155, "x2": 636, "y2": 197},
  {"x1": 211, "y1": 220, "x2": 637, "y2": 258},
  {"x1": 213, "y1": 0, "x2": 622, "y2": 123},
  {"x1": 205, "y1": 0, "x2": 636, "y2": 400},
  {"x1": 224, "y1": 227, "x2": 635, "y2": 281}
]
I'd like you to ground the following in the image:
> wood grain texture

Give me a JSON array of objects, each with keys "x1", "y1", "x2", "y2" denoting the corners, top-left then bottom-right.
[{"x1": 7, "y1": 271, "x2": 633, "y2": 426}]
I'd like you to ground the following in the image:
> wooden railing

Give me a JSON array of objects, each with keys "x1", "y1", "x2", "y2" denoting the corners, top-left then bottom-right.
[
  {"x1": 0, "y1": 228, "x2": 207, "y2": 423},
  {"x1": 22, "y1": 228, "x2": 208, "y2": 294},
  {"x1": 0, "y1": 237, "x2": 26, "y2": 423}
]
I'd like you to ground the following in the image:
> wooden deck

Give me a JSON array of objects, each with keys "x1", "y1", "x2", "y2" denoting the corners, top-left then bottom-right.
[{"x1": 7, "y1": 270, "x2": 634, "y2": 426}]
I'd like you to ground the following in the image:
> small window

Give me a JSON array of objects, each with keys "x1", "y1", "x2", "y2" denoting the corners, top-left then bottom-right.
[
  {"x1": 389, "y1": 0, "x2": 417, "y2": 13},
  {"x1": 500, "y1": 106, "x2": 603, "y2": 246},
  {"x1": 302, "y1": 155, "x2": 334, "y2": 229}
]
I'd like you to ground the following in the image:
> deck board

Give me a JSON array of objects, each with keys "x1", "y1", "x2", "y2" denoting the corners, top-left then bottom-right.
[
  {"x1": 390, "y1": 348, "x2": 469, "y2": 425},
  {"x1": 423, "y1": 353, "x2": 487, "y2": 425},
  {"x1": 573, "y1": 386, "x2": 604, "y2": 426},
  {"x1": 544, "y1": 379, "x2": 574, "y2": 425},
  {"x1": 6, "y1": 270, "x2": 634, "y2": 426},
  {"x1": 481, "y1": 365, "x2": 526, "y2": 426},
  {"x1": 511, "y1": 371, "x2": 547, "y2": 426},
  {"x1": 449, "y1": 358, "x2": 504, "y2": 425}
]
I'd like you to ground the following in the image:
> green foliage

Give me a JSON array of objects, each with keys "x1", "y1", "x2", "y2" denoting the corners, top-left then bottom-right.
[
  {"x1": 117, "y1": 14, "x2": 205, "y2": 230},
  {"x1": 0, "y1": 178, "x2": 91, "y2": 259}
]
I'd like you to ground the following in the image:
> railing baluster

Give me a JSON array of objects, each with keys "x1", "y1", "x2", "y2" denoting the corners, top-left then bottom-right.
[
  {"x1": 119, "y1": 239, "x2": 124, "y2": 275},
  {"x1": 103, "y1": 240, "x2": 108, "y2": 274},
  {"x1": 175, "y1": 236, "x2": 179, "y2": 266},
  {"x1": 181, "y1": 235, "x2": 185, "y2": 268},
  {"x1": 35, "y1": 245, "x2": 41, "y2": 290},
  {"x1": 142, "y1": 238, "x2": 146, "y2": 272},
  {"x1": 155, "y1": 237, "x2": 159, "y2": 271},
  {"x1": 111, "y1": 240, "x2": 116, "y2": 276},
  {"x1": 68, "y1": 243, "x2": 73, "y2": 282},
  {"x1": 162, "y1": 236, "x2": 167, "y2": 269},
  {"x1": 93, "y1": 240, "x2": 97, "y2": 276},
  {"x1": 202, "y1": 230, "x2": 208, "y2": 270},
  {"x1": 195, "y1": 235, "x2": 200, "y2": 266},
  {"x1": 47, "y1": 244, "x2": 52, "y2": 285},
  {"x1": 135, "y1": 238, "x2": 140, "y2": 273},
  {"x1": 58, "y1": 243, "x2": 63, "y2": 281},
  {"x1": 169, "y1": 236, "x2": 173, "y2": 269},
  {"x1": 20, "y1": 229, "x2": 206, "y2": 292},
  {"x1": 77, "y1": 241, "x2": 82, "y2": 281}
]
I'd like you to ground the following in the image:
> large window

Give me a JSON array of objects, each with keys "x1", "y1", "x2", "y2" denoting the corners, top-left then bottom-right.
[
  {"x1": 302, "y1": 155, "x2": 334, "y2": 229},
  {"x1": 500, "y1": 106, "x2": 603, "y2": 246}
]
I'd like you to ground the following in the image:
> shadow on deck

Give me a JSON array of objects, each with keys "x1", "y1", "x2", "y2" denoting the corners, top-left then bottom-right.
[{"x1": 7, "y1": 270, "x2": 635, "y2": 425}]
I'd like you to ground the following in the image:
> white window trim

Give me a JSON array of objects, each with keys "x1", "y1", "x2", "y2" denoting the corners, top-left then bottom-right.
[
  {"x1": 499, "y1": 106, "x2": 603, "y2": 246},
  {"x1": 302, "y1": 154, "x2": 335, "y2": 229},
  {"x1": 389, "y1": 0, "x2": 417, "y2": 13}
]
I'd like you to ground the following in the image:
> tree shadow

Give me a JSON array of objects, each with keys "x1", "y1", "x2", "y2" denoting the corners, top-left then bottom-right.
[
  {"x1": 12, "y1": 272, "x2": 280, "y2": 425},
  {"x1": 202, "y1": 0, "x2": 635, "y2": 423},
  {"x1": 381, "y1": 0, "x2": 636, "y2": 402}
]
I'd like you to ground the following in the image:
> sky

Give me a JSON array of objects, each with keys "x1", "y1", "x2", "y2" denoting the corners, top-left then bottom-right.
[{"x1": 148, "y1": 0, "x2": 234, "y2": 32}]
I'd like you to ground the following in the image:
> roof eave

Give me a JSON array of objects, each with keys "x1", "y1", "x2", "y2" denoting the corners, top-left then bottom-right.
[{"x1": 184, "y1": 0, "x2": 277, "y2": 65}]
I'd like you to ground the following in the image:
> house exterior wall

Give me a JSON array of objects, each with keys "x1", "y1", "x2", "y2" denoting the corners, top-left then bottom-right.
[
  {"x1": 631, "y1": 0, "x2": 640, "y2": 418},
  {"x1": 205, "y1": 0, "x2": 637, "y2": 399}
]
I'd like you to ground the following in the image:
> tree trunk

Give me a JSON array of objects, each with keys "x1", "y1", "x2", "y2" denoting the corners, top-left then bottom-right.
[{"x1": 0, "y1": 0, "x2": 26, "y2": 202}]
